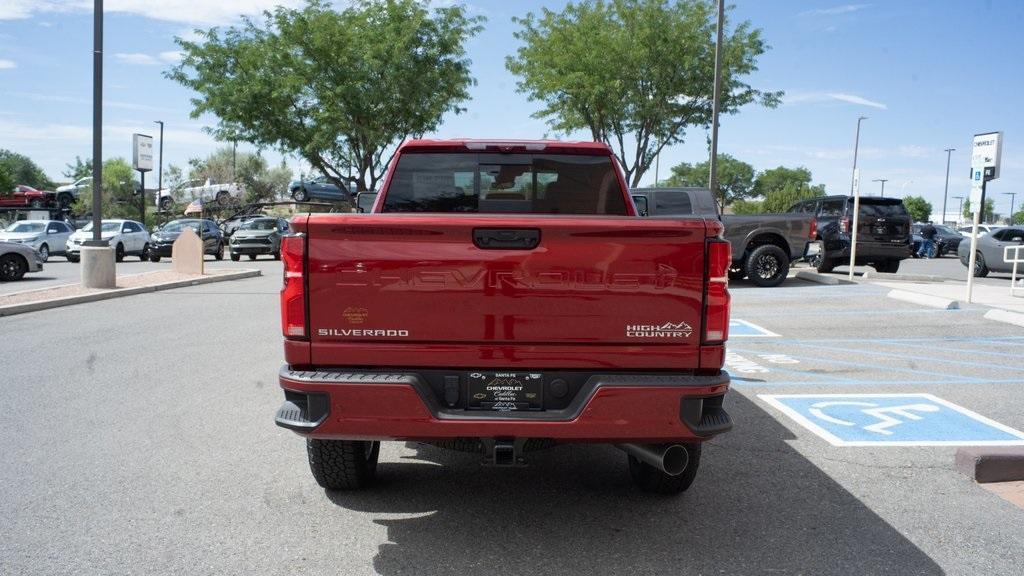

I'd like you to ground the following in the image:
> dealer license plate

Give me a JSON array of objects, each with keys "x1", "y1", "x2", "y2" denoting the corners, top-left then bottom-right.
[{"x1": 467, "y1": 372, "x2": 544, "y2": 411}]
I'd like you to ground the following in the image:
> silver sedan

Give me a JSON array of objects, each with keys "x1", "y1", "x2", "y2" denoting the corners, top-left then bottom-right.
[
  {"x1": 0, "y1": 241, "x2": 44, "y2": 281},
  {"x1": 958, "y1": 226, "x2": 1024, "y2": 276}
]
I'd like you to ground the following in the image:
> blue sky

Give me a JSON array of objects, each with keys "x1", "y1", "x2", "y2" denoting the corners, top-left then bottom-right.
[{"x1": 1, "y1": 1, "x2": 1022, "y2": 218}]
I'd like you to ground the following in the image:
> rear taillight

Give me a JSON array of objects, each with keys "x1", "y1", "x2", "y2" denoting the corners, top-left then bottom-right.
[
  {"x1": 281, "y1": 234, "x2": 307, "y2": 339},
  {"x1": 809, "y1": 218, "x2": 817, "y2": 240},
  {"x1": 840, "y1": 217, "x2": 851, "y2": 234},
  {"x1": 704, "y1": 238, "x2": 731, "y2": 344}
]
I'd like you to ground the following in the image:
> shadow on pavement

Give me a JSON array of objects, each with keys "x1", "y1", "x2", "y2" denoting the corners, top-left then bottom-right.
[{"x1": 326, "y1": 393, "x2": 942, "y2": 576}]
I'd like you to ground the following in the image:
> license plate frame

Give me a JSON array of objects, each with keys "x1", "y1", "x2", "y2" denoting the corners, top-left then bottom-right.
[{"x1": 466, "y1": 372, "x2": 544, "y2": 412}]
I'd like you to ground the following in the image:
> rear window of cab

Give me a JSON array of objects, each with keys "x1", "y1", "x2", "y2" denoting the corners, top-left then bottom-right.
[{"x1": 382, "y1": 152, "x2": 628, "y2": 215}]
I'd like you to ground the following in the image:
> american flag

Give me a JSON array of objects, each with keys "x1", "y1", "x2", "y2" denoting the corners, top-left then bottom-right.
[{"x1": 184, "y1": 198, "x2": 203, "y2": 215}]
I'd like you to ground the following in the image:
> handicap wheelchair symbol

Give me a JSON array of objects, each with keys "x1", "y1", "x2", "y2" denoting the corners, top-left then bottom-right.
[
  {"x1": 759, "y1": 393, "x2": 1024, "y2": 446},
  {"x1": 808, "y1": 401, "x2": 940, "y2": 436}
]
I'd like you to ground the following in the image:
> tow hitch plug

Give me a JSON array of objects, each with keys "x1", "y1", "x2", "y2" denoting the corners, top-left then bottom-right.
[{"x1": 481, "y1": 438, "x2": 528, "y2": 467}]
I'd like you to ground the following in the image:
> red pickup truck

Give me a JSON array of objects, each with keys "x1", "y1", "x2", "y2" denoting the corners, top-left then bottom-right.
[{"x1": 276, "y1": 140, "x2": 732, "y2": 494}]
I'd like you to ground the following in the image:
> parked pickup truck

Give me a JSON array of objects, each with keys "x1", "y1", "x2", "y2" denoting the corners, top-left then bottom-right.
[
  {"x1": 276, "y1": 140, "x2": 733, "y2": 494},
  {"x1": 631, "y1": 187, "x2": 816, "y2": 287}
]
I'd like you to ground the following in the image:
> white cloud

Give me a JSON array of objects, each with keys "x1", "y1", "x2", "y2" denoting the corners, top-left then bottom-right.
[
  {"x1": 0, "y1": 59, "x2": 16, "y2": 69},
  {"x1": 1, "y1": 0, "x2": 305, "y2": 25},
  {"x1": 799, "y1": 4, "x2": 871, "y2": 17},
  {"x1": 115, "y1": 52, "x2": 160, "y2": 66},
  {"x1": 114, "y1": 51, "x2": 182, "y2": 66},
  {"x1": 158, "y1": 50, "x2": 183, "y2": 64},
  {"x1": 4, "y1": 91, "x2": 175, "y2": 112},
  {"x1": 785, "y1": 91, "x2": 887, "y2": 110}
]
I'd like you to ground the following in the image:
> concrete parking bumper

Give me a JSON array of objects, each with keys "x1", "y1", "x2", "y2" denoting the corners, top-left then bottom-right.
[
  {"x1": 0, "y1": 268, "x2": 261, "y2": 317},
  {"x1": 956, "y1": 447, "x2": 1024, "y2": 483}
]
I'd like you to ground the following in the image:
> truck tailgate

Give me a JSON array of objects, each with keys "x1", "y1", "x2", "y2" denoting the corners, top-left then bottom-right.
[{"x1": 304, "y1": 214, "x2": 710, "y2": 369}]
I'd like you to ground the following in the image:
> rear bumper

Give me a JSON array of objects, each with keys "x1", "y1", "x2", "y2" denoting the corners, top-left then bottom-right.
[
  {"x1": 832, "y1": 240, "x2": 911, "y2": 261},
  {"x1": 275, "y1": 367, "x2": 731, "y2": 443}
]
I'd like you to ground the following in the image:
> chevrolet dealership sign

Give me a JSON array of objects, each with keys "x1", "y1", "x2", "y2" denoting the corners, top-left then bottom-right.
[{"x1": 971, "y1": 131, "x2": 1002, "y2": 179}]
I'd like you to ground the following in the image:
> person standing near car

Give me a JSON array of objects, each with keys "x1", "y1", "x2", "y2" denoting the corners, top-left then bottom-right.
[{"x1": 919, "y1": 222, "x2": 937, "y2": 258}]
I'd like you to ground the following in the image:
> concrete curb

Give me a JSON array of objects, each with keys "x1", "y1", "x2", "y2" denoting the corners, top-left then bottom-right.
[
  {"x1": 983, "y1": 308, "x2": 1024, "y2": 328},
  {"x1": 886, "y1": 289, "x2": 960, "y2": 310},
  {"x1": 862, "y1": 271, "x2": 947, "y2": 283},
  {"x1": 956, "y1": 447, "x2": 1024, "y2": 483},
  {"x1": 794, "y1": 271, "x2": 854, "y2": 285},
  {"x1": 0, "y1": 269, "x2": 261, "y2": 317}
]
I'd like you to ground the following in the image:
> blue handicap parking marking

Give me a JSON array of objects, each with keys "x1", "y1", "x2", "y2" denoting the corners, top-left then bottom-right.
[
  {"x1": 759, "y1": 393, "x2": 1024, "y2": 446},
  {"x1": 730, "y1": 319, "x2": 780, "y2": 338}
]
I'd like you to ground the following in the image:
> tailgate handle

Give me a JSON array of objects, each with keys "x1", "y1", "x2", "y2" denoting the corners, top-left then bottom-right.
[{"x1": 473, "y1": 228, "x2": 541, "y2": 250}]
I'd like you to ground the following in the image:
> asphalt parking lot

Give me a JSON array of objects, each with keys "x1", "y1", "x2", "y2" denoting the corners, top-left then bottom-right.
[{"x1": 2, "y1": 266, "x2": 1023, "y2": 575}]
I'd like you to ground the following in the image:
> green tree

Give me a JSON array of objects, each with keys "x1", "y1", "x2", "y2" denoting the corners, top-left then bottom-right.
[
  {"x1": 63, "y1": 156, "x2": 93, "y2": 181},
  {"x1": 1012, "y1": 209, "x2": 1024, "y2": 225},
  {"x1": 664, "y1": 154, "x2": 755, "y2": 210},
  {"x1": 0, "y1": 150, "x2": 53, "y2": 189},
  {"x1": 902, "y1": 195, "x2": 933, "y2": 223},
  {"x1": 753, "y1": 166, "x2": 812, "y2": 198},
  {"x1": 506, "y1": 0, "x2": 780, "y2": 186},
  {"x1": 73, "y1": 158, "x2": 140, "y2": 220},
  {"x1": 729, "y1": 199, "x2": 763, "y2": 214},
  {"x1": 168, "y1": 0, "x2": 483, "y2": 192},
  {"x1": 0, "y1": 161, "x2": 14, "y2": 194},
  {"x1": 761, "y1": 182, "x2": 825, "y2": 213},
  {"x1": 963, "y1": 198, "x2": 996, "y2": 222}
]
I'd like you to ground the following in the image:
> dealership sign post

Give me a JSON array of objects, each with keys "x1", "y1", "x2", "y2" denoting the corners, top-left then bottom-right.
[
  {"x1": 965, "y1": 131, "x2": 1002, "y2": 302},
  {"x1": 132, "y1": 133, "x2": 154, "y2": 225}
]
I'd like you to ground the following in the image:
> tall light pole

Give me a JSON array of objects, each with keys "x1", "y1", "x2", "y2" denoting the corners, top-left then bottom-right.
[
  {"x1": 952, "y1": 195, "x2": 964, "y2": 226},
  {"x1": 707, "y1": 0, "x2": 724, "y2": 213},
  {"x1": 1005, "y1": 192, "x2": 1017, "y2": 224},
  {"x1": 89, "y1": 0, "x2": 103, "y2": 245},
  {"x1": 851, "y1": 116, "x2": 868, "y2": 195},
  {"x1": 941, "y1": 148, "x2": 955, "y2": 224},
  {"x1": 154, "y1": 120, "x2": 164, "y2": 193},
  {"x1": 872, "y1": 178, "x2": 888, "y2": 197}
]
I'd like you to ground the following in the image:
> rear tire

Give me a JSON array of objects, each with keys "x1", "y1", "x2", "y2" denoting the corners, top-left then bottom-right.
[
  {"x1": 306, "y1": 439, "x2": 380, "y2": 490},
  {"x1": 216, "y1": 190, "x2": 230, "y2": 206},
  {"x1": 115, "y1": 243, "x2": 125, "y2": 263},
  {"x1": 627, "y1": 443, "x2": 701, "y2": 495},
  {"x1": 230, "y1": 252, "x2": 240, "y2": 262},
  {"x1": 0, "y1": 254, "x2": 28, "y2": 281},
  {"x1": 744, "y1": 244, "x2": 789, "y2": 288},
  {"x1": 67, "y1": 253, "x2": 80, "y2": 263},
  {"x1": 140, "y1": 243, "x2": 150, "y2": 261},
  {"x1": 30, "y1": 198, "x2": 44, "y2": 209},
  {"x1": 293, "y1": 188, "x2": 309, "y2": 203},
  {"x1": 150, "y1": 255, "x2": 162, "y2": 263},
  {"x1": 809, "y1": 250, "x2": 835, "y2": 274},
  {"x1": 248, "y1": 254, "x2": 257, "y2": 261}
]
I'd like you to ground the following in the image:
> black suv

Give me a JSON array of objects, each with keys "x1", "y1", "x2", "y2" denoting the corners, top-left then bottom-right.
[{"x1": 788, "y1": 195, "x2": 911, "y2": 273}]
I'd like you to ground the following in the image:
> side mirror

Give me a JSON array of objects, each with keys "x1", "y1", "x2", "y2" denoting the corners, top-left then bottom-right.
[
  {"x1": 1012, "y1": 237, "x2": 1024, "y2": 243},
  {"x1": 356, "y1": 191, "x2": 377, "y2": 213},
  {"x1": 631, "y1": 195, "x2": 649, "y2": 217}
]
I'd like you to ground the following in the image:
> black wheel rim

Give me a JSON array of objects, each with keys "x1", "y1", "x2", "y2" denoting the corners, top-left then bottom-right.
[
  {"x1": 809, "y1": 252, "x2": 822, "y2": 268},
  {"x1": 975, "y1": 253, "x2": 984, "y2": 274},
  {"x1": 1, "y1": 259, "x2": 16, "y2": 278},
  {"x1": 755, "y1": 254, "x2": 780, "y2": 279}
]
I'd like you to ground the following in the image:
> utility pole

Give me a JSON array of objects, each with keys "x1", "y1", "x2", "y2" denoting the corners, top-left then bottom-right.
[
  {"x1": 707, "y1": 0, "x2": 724, "y2": 213},
  {"x1": 942, "y1": 148, "x2": 955, "y2": 224},
  {"x1": 1005, "y1": 192, "x2": 1017, "y2": 224},
  {"x1": 872, "y1": 178, "x2": 888, "y2": 197},
  {"x1": 154, "y1": 120, "x2": 164, "y2": 192},
  {"x1": 850, "y1": 116, "x2": 868, "y2": 195}
]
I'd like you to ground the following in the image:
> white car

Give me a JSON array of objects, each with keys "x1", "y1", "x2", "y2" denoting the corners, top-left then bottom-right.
[
  {"x1": 156, "y1": 178, "x2": 245, "y2": 211},
  {"x1": 0, "y1": 220, "x2": 75, "y2": 262},
  {"x1": 55, "y1": 177, "x2": 92, "y2": 200},
  {"x1": 66, "y1": 219, "x2": 151, "y2": 263},
  {"x1": 957, "y1": 224, "x2": 1003, "y2": 237}
]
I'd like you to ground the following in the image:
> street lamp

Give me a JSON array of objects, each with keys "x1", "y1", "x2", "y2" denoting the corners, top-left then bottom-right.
[
  {"x1": 952, "y1": 195, "x2": 964, "y2": 225},
  {"x1": 850, "y1": 116, "x2": 868, "y2": 195},
  {"x1": 942, "y1": 148, "x2": 955, "y2": 224},
  {"x1": 1005, "y1": 192, "x2": 1017, "y2": 225},
  {"x1": 872, "y1": 178, "x2": 888, "y2": 197}
]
